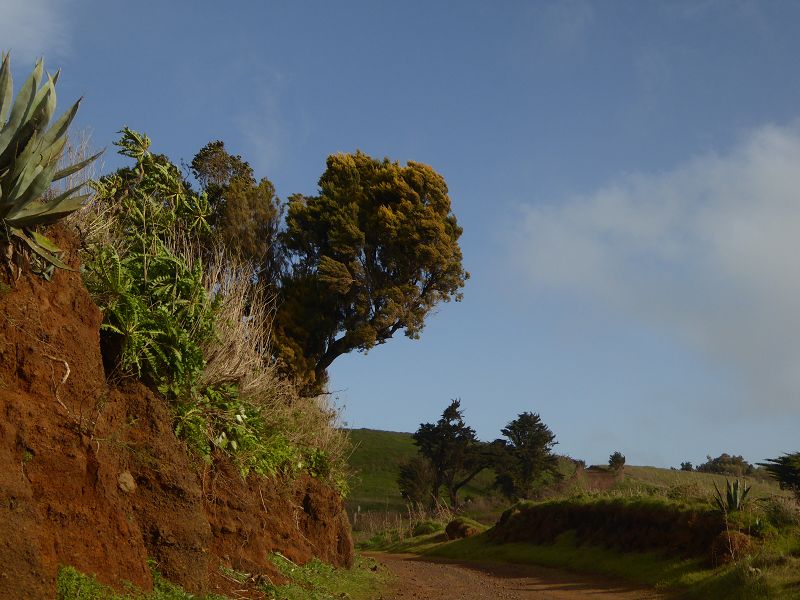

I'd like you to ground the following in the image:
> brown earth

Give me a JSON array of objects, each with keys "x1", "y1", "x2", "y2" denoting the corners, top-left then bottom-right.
[
  {"x1": 0, "y1": 228, "x2": 353, "y2": 599},
  {"x1": 372, "y1": 553, "x2": 667, "y2": 600}
]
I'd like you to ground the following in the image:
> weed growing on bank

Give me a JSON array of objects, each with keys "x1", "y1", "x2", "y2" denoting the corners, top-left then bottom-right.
[
  {"x1": 56, "y1": 565, "x2": 229, "y2": 599},
  {"x1": 57, "y1": 556, "x2": 389, "y2": 600}
]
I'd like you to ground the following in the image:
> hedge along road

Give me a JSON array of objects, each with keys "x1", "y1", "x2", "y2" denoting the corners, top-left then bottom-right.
[{"x1": 369, "y1": 553, "x2": 667, "y2": 600}]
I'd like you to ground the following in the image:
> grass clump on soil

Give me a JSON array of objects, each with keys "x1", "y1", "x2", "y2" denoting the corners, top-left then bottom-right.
[
  {"x1": 56, "y1": 565, "x2": 229, "y2": 599},
  {"x1": 57, "y1": 556, "x2": 389, "y2": 600},
  {"x1": 259, "y1": 553, "x2": 388, "y2": 600}
]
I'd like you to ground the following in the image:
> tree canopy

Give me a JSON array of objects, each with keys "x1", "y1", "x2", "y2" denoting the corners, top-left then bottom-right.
[
  {"x1": 190, "y1": 141, "x2": 282, "y2": 281},
  {"x1": 759, "y1": 452, "x2": 800, "y2": 499},
  {"x1": 412, "y1": 399, "x2": 485, "y2": 508},
  {"x1": 696, "y1": 453, "x2": 755, "y2": 477},
  {"x1": 274, "y1": 151, "x2": 468, "y2": 393},
  {"x1": 493, "y1": 412, "x2": 558, "y2": 499}
]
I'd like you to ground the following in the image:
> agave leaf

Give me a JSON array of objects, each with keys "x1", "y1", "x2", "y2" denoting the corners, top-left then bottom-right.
[
  {"x1": 6, "y1": 160, "x2": 57, "y2": 212},
  {"x1": 0, "y1": 59, "x2": 42, "y2": 156},
  {"x1": 33, "y1": 134, "x2": 69, "y2": 174},
  {"x1": 6, "y1": 191, "x2": 89, "y2": 227},
  {"x1": 29, "y1": 229, "x2": 61, "y2": 254},
  {"x1": 52, "y1": 149, "x2": 102, "y2": 182},
  {"x1": 3, "y1": 161, "x2": 41, "y2": 211},
  {"x1": 10, "y1": 227, "x2": 75, "y2": 271},
  {"x1": 0, "y1": 85, "x2": 54, "y2": 168},
  {"x1": 6, "y1": 132, "x2": 56, "y2": 199},
  {"x1": 30, "y1": 74, "x2": 57, "y2": 127},
  {"x1": 0, "y1": 54, "x2": 12, "y2": 124},
  {"x1": 7, "y1": 130, "x2": 44, "y2": 183},
  {"x1": 40, "y1": 98, "x2": 81, "y2": 150},
  {"x1": 19, "y1": 196, "x2": 90, "y2": 227}
]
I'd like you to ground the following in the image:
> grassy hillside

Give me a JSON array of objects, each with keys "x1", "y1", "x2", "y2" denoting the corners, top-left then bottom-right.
[
  {"x1": 622, "y1": 465, "x2": 785, "y2": 499},
  {"x1": 346, "y1": 429, "x2": 788, "y2": 514},
  {"x1": 346, "y1": 428, "x2": 498, "y2": 513},
  {"x1": 347, "y1": 429, "x2": 419, "y2": 512}
]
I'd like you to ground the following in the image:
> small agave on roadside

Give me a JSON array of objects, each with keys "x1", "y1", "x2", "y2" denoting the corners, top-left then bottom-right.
[
  {"x1": 713, "y1": 478, "x2": 751, "y2": 512},
  {"x1": 0, "y1": 53, "x2": 101, "y2": 279}
]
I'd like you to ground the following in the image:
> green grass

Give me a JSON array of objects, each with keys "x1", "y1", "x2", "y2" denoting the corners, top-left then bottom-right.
[
  {"x1": 426, "y1": 532, "x2": 788, "y2": 599},
  {"x1": 348, "y1": 428, "x2": 800, "y2": 597},
  {"x1": 361, "y1": 500, "x2": 800, "y2": 599},
  {"x1": 56, "y1": 565, "x2": 229, "y2": 599},
  {"x1": 346, "y1": 429, "x2": 419, "y2": 512},
  {"x1": 365, "y1": 528, "x2": 796, "y2": 599},
  {"x1": 56, "y1": 555, "x2": 388, "y2": 600},
  {"x1": 262, "y1": 553, "x2": 389, "y2": 599},
  {"x1": 623, "y1": 466, "x2": 787, "y2": 500}
]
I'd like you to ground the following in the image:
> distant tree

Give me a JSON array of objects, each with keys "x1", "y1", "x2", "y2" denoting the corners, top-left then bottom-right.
[
  {"x1": 696, "y1": 453, "x2": 754, "y2": 477},
  {"x1": 191, "y1": 141, "x2": 283, "y2": 281},
  {"x1": 412, "y1": 399, "x2": 486, "y2": 508},
  {"x1": 274, "y1": 151, "x2": 468, "y2": 394},
  {"x1": 397, "y1": 456, "x2": 435, "y2": 505},
  {"x1": 493, "y1": 412, "x2": 558, "y2": 499},
  {"x1": 609, "y1": 451, "x2": 626, "y2": 472},
  {"x1": 680, "y1": 461, "x2": 693, "y2": 472},
  {"x1": 759, "y1": 453, "x2": 800, "y2": 499}
]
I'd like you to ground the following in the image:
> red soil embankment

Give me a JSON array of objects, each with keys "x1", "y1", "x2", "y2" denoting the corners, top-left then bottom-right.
[{"x1": 0, "y1": 229, "x2": 353, "y2": 599}]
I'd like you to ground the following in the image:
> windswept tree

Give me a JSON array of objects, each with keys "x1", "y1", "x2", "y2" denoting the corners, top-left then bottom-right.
[
  {"x1": 494, "y1": 412, "x2": 558, "y2": 499},
  {"x1": 190, "y1": 141, "x2": 283, "y2": 282},
  {"x1": 275, "y1": 151, "x2": 468, "y2": 393},
  {"x1": 759, "y1": 452, "x2": 800, "y2": 499},
  {"x1": 609, "y1": 451, "x2": 626, "y2": 472},
  {"x1": 412, "y1": 399, "x2": 486, "y2": 508}
]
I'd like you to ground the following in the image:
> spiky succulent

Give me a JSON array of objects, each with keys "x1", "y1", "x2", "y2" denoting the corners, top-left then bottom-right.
[
  {"x1": 713, "y1": 478, "x2": 751, "y2": 512},
  {"x1": 0, "y1": 53, "x2": 100, "y2": 276}
]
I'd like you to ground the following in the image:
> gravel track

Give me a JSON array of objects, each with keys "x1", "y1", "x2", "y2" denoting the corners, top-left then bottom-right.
[{"x1": 369, "y1": 552, "x2": 668, "y2": 600}]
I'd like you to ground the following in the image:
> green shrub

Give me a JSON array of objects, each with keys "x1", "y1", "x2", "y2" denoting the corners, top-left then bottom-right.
[
  {"x1": 760, "y1": 495, "x2": 800, "y2": 528},
  {"x1": 84, "y1": 129, "x2": 215, "y2": 399},
  {"x1": 698, "y1": 453, "x2": 755, "y2": 477},
  {"x1": 411, "y1": 519, "x2": 443, "y2": 537}
]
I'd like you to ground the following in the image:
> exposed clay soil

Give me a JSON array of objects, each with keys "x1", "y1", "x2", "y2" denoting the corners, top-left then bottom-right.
[
  {"x1": 0, "y1": 229, "x2": 353, "y2": 599},
  {"x1": 372, "y1": 553, "x2": 667, "y2": 600}
]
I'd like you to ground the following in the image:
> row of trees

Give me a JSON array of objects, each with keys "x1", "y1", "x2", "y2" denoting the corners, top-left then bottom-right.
[
  {"x1": 678, "y1": 453, "x2": 760, "y2": 477},
  {"x1": 399, "y1": 400, "x2": 560, "y2": 508}
]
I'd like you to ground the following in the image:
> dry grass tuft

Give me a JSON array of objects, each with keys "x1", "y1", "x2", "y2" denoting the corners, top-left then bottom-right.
[{"x1": 198, "y1": 246, "x2": 350, "y2": 481}]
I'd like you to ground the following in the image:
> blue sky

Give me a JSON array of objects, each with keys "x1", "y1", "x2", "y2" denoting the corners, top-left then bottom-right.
[{"x1": 6, "y1": 0, "x2": 800, "y2": 467}]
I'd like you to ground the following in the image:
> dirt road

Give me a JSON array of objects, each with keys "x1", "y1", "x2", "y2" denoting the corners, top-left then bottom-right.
[{"x1": 370, "y1": 553, "x2": 667, "y2": 600}]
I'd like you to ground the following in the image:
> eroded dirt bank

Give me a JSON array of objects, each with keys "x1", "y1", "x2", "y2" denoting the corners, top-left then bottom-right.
[
  {"x1": 0, "y1": 232, "x2": 353, "y2": 599},
  {"x1": 372, "y1": 553, "x2": 666, "y2": 600}
]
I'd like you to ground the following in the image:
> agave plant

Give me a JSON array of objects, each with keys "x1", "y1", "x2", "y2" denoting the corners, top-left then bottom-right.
[
  {"x1": 713, "y1": 478, "x2": 751, "y2": 512},
  {"x1": 0, "y1": 53, "x2": 101, "y2": 277}
]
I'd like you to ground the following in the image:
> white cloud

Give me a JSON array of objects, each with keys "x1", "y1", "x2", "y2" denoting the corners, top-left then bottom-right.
[
  {"x1": 0, "y1": 0, "x2": 72, "y2": 64},
  {"x1": 512, "y1": 122, "x2": 800, "y2": 411}
]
